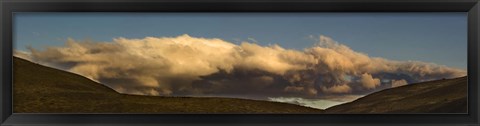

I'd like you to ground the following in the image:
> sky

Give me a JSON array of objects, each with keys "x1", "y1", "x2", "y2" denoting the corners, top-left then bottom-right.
[
  {"x1": 14, "y1": 12, "x2": 467, "y2": 70},
  {"x1": 13, "y1": 13, "x2": 468, "y2": 109}
]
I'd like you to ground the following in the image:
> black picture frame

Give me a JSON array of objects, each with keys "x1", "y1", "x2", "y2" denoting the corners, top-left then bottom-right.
[{"x1": 1, "y1": 0, "x2": 479, "y2": 125}]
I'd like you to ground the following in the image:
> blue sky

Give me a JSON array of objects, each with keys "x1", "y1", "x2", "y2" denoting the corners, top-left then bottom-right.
[{"x1": 14, "y1": 12, "x2": 467, "y2": 70}]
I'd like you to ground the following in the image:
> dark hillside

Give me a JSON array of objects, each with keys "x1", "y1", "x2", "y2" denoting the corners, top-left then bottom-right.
[
  {"x1": 13, "y1": 56, "x2": 467, "y2": 114},
  {"x1": 324, "y1": 76, "x2": 467, "y2": 113},
  {"x1": 13, "y1": 57, "x2": 322, "y2": 113}
]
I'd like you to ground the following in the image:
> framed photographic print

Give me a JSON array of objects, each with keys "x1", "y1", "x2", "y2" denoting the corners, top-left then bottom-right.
[{"x1": 1, "y1": 0, "x2": 479, "y2": 125}]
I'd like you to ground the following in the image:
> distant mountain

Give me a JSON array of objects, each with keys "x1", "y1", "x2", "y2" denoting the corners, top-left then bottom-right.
[
  {"x1": 13, "y1": 57, "x2": 322, "y2": 113},
  {"x1": 324, "y1": 76, "x2": 467, "y2": 113}
]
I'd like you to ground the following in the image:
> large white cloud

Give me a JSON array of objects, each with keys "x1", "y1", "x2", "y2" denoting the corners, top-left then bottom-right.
[{"x1": 17, "y1": 34, "x2": 467, "y2": 98}]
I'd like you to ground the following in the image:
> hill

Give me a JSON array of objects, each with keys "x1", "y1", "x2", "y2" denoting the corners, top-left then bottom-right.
[
  {"x1": 324, "y1": 76, "x2": 468, "y2": 113},
  {"x1": 13, "y1": 56, "x2": 468, "y2": 114},
  {"x1": 13, "y1": 57, "x2": 322, "y2": 113}
]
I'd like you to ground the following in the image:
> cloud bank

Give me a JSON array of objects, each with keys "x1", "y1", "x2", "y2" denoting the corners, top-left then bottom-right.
[{"x1": 18, "y1": 34, "x2": 467, "y2": 98}]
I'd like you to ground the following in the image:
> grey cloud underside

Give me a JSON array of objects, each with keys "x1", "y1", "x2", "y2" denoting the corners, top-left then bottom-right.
[{"x1": 19, "y1": 34, "x2": 467, "y2": 98}]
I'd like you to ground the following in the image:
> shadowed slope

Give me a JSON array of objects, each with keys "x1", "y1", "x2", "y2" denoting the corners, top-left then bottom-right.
[
  {"x1": 324, "y1": 76, "x2": 468, "y2": 113},
  {"x1": 13, "y1": 56, "x2": 467, "y2": 114},
  {"x1": 13, "y1": 57, "x2": 322, "y2": 113}
]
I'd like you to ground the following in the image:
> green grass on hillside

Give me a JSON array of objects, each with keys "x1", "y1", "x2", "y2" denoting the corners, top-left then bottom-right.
[
  {"x1": 324, "y1": 76, "x2": 468, "y2": 113},
  {"x1": 13, "y1": 57, "x2": 322, "y2": 113},
  {"x1": 13, "y1": 56, "x2": 467, "y2": 114}
]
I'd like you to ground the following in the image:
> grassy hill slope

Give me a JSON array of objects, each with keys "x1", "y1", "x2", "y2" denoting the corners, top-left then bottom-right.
[
  {"x1": 13, "y1": 56, "x2": 467, "y2": 114},
  {"x1": 13, "y1": 57, "x2": 322, "y2": 113},
  {"x1": 324, "y1": 76, "x2": 468, "y2": 113}
]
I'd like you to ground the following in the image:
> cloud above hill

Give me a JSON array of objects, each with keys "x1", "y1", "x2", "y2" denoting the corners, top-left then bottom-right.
[{"x1": 17, "y1": 34, "x2": 467, "y2": 98}]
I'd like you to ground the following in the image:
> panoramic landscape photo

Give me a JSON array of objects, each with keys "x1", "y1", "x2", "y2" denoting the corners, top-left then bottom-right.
[{"x1": 13, "y1": 13, "x2": 467, "y2": 113}]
